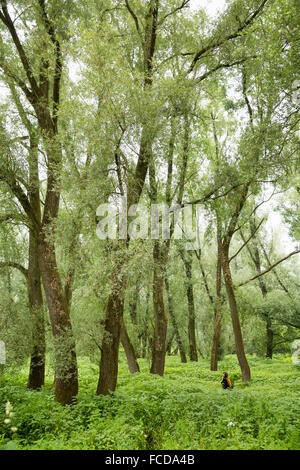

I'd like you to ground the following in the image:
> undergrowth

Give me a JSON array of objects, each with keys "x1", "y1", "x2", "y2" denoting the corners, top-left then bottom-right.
[{"x1": 0, "y1": 353, "x2": 299, "y2": 450}]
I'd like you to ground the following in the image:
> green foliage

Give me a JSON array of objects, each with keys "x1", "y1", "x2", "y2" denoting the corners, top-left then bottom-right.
[{"x1": 0, "y1": 354, "x2": 299, "y2": 450}]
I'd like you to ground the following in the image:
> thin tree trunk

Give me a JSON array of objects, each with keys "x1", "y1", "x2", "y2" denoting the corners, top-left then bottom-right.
[
  {"x1": 150, "y1": 241, "x2": 169, "y2": 376},
  {"x1": 244, "y1": 220, "x2": 273, "y2": 358},
  {"x1": 165, "y1": 277, "x2": 187, "y2": 363},
  {"x1": 141, "y1": 285, "x2": 150, "y2": 358},
  {"x1": 210, "y1": 240, "x2": 222, "y2": 371},
  {"x1": 266, "y1": 317, "x2": 273, "y2": 359},
  {"x1": 129, "y1": 279, "x2": 140, "y2": 326},
  {"x1": 166, "y1": 329, "x2": 175, "y2": 355},
  {"x1": 120, "y1": 317, "x2": 140, "y2": 374},
  {"x1": 184, "y1": 252, "x2": 198, "y2": 362},
  {"x1": 221, "y1": 243, "x2": 251, "y2": 382},
  {"x1": 178, "y1": 247, "x2": 198, "y2": 362}
]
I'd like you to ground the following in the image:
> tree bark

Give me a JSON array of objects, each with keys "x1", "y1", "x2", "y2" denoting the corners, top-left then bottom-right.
[
  {"x1": 140, "y1": 285, "x2": 150, "y2": 358},
  {"x1": 97, "y1": 2, "x2": 159, "y2": 395},
  {"x1": 96, "y1": 257, "x2": 126, "y2": 395},
  {"x1": 26, "y1": 133, "x2": 45, "y2": 390},
  {"x1": 221, "y1": 242, "x2": 251, "y2": 382},
  {"x1": 150, "y1": 241, "x2": 169, "y2": 376},
  {"x1": 120, "y1": 317, "x2": 140, "y2": 374},
  {"x1": 266, "y1": 316, "x2": 273, "y2": 359},
  {"x1": 181, "y1": 250, "x2": 198, "y2": 362},
  {"x1": 166, "y1": 329, "x2": 175, "y2": 355},
  {"x1": 0, "y1": 1, "x2": 78, "y2": 404},
  {"x1": 39, "y1": 236, "x2": 78, "y2": 404},
  {"x1": 27, "y1": 232, "x2": 45, "y2": 389},
  {"x1": 165, "y1": 277, "x2": 187, "y2": 363},
  {"x1": 210, "y1": 241, "x2": 222, "y2": 371}
]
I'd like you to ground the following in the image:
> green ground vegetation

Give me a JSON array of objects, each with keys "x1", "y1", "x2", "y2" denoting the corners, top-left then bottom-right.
[{"x1": 1, "y1": 353, "x2": 299, "y2": 450}]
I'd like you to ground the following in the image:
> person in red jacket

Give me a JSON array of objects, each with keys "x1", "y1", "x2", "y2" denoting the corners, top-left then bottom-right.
[{"x1": 221, "y1": 371, "x2": 232, "y2": 389}]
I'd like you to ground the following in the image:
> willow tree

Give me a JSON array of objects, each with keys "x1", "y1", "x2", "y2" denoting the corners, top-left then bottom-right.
[
  {"x1": 0, "y1": 105, "x2": 45, "y2": 389},
  {"x1": 0, "y1": 0, "x2": 78, "y2": 404},
  {"x1": 92, "y1": 0, "x2": 274, "y2": 389}
]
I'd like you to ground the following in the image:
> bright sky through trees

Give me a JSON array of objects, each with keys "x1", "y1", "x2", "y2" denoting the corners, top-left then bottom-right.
[{"x1": 190, "y1": 0, "x2": 227, "y2": 16}]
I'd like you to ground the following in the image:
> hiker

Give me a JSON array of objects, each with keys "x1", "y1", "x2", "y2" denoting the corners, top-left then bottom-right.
[{"x1": 221, "y1": 371, "x2": 232, "y2": 389}]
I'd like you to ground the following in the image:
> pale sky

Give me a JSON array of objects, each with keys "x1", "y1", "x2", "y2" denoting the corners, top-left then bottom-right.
[{"x1": 190, "y1": 0, "x2": 227, "y2": 16}]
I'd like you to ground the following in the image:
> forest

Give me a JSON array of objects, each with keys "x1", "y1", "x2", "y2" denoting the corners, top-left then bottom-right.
[{"x1": 0, "y1": 0, "x2": 299, "y2": 452}]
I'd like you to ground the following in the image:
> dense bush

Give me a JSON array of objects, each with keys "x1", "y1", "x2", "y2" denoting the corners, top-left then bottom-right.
[{"x1": 0, "y1": 354, "x2": 299, "y2": 450}]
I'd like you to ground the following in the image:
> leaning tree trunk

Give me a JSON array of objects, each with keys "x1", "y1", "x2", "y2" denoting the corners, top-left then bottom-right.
[
  {"x1": 210, "y1": 244, "x2": 222, "y2": 371},
  {"x1": 39, "y1": 236, "x2": 78, "y2": 404},
  {"x1": 120, "y1": 317, "x2": 140, "y2": 374},
  {"x1": 166, "y1": 329, "x2": 175, "y2": 355},
  {"x1": 165, "y1": 277, "x2": 187, "y2": 363},
  {"x1": 221, "y1": 243, "x2": 251, "y2": 382}
]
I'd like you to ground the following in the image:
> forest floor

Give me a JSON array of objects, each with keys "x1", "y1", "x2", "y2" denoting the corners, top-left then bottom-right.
[{"x1": 0, "y1": 353, "x2": 299, "y2": 450}]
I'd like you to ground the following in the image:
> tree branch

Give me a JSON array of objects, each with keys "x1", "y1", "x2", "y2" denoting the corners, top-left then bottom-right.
[
  {"x1": 38, "y1": 0, "x2": 62, "y2": 128},
  {"x1": 158, "y1": 0, "x2": 190, "y2": 26},
  {"x1": 0, "y1": 0, "x2": 39, "y2": 97},
  {"x1": 229, "y1": 217, "x2": 265, "y2": 263},
  {"x1": 237, "y1": 250, "x2": 300, "y2": 287},
  {"x1": 0, "y1": 61, "x2": 34, "y2": 103},
  {"x1": 188, "y1": 0, "x2": 269, "y2": 73},
  {"x1": 125, "y1": 0, "x2": 143, "y2": 45},
  {"x1": 0, "y1": 261, "x2": 28, "y2": 279},
  {"x1": 195, "y1": 57, "x2": 255, "y2": 83},
  {"x1": 0, "y1": 170, "x2": 40, "y2": 232}
]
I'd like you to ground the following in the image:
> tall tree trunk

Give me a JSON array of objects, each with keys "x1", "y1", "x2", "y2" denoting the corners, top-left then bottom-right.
[
  {"x1": 182, "y1": 251, "x2": 198, "y2": 362},
  {"x1": 97, "y1": 0, "x2": 159, "y2": 393},
  {"x1": 221, "y1": 243, "x2": 251, "y2": 382},
  {"x1": 165, "y1": 277, "x2": 187, "y2": 363},
  {"x1": 97, "y1": 253, "x2": 126, "y2": 395},
  {"x1": 0, "y1": 1, "x2": 78, "y2": 405},
  {"x1": 27, "y1": 231, "x2": 45, "y2": 389},
  {"x1": 210, "y1": 241, "x2": 222, "y2": 371},
  {"x1": 120, "y1": 317, "x2": 140, "y2": 373},
  {"x1": 141, "y1": 285, "x2": 150, "y2": 358},
  {"x1": 27, "y1": 133, "x2": 45, "y2": 389},
  {"x1": 150, "y1": 241, "x2": 169, "y2": 376},
  {"x1": 266, "y1": 317, "x2": 273, "y2": 359},
  {"x1": 178, "y1": 246, "x2": 198, "y2": 362},
  {"x1": 166, "y1": 329, "x2": 175, "y2": 355},
  {"x1": 129, "y1": 278, "x2": 140, "y2": 326},
  {"x1": 39, "y1": 236, "x2": 78, "y2": 404}
]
